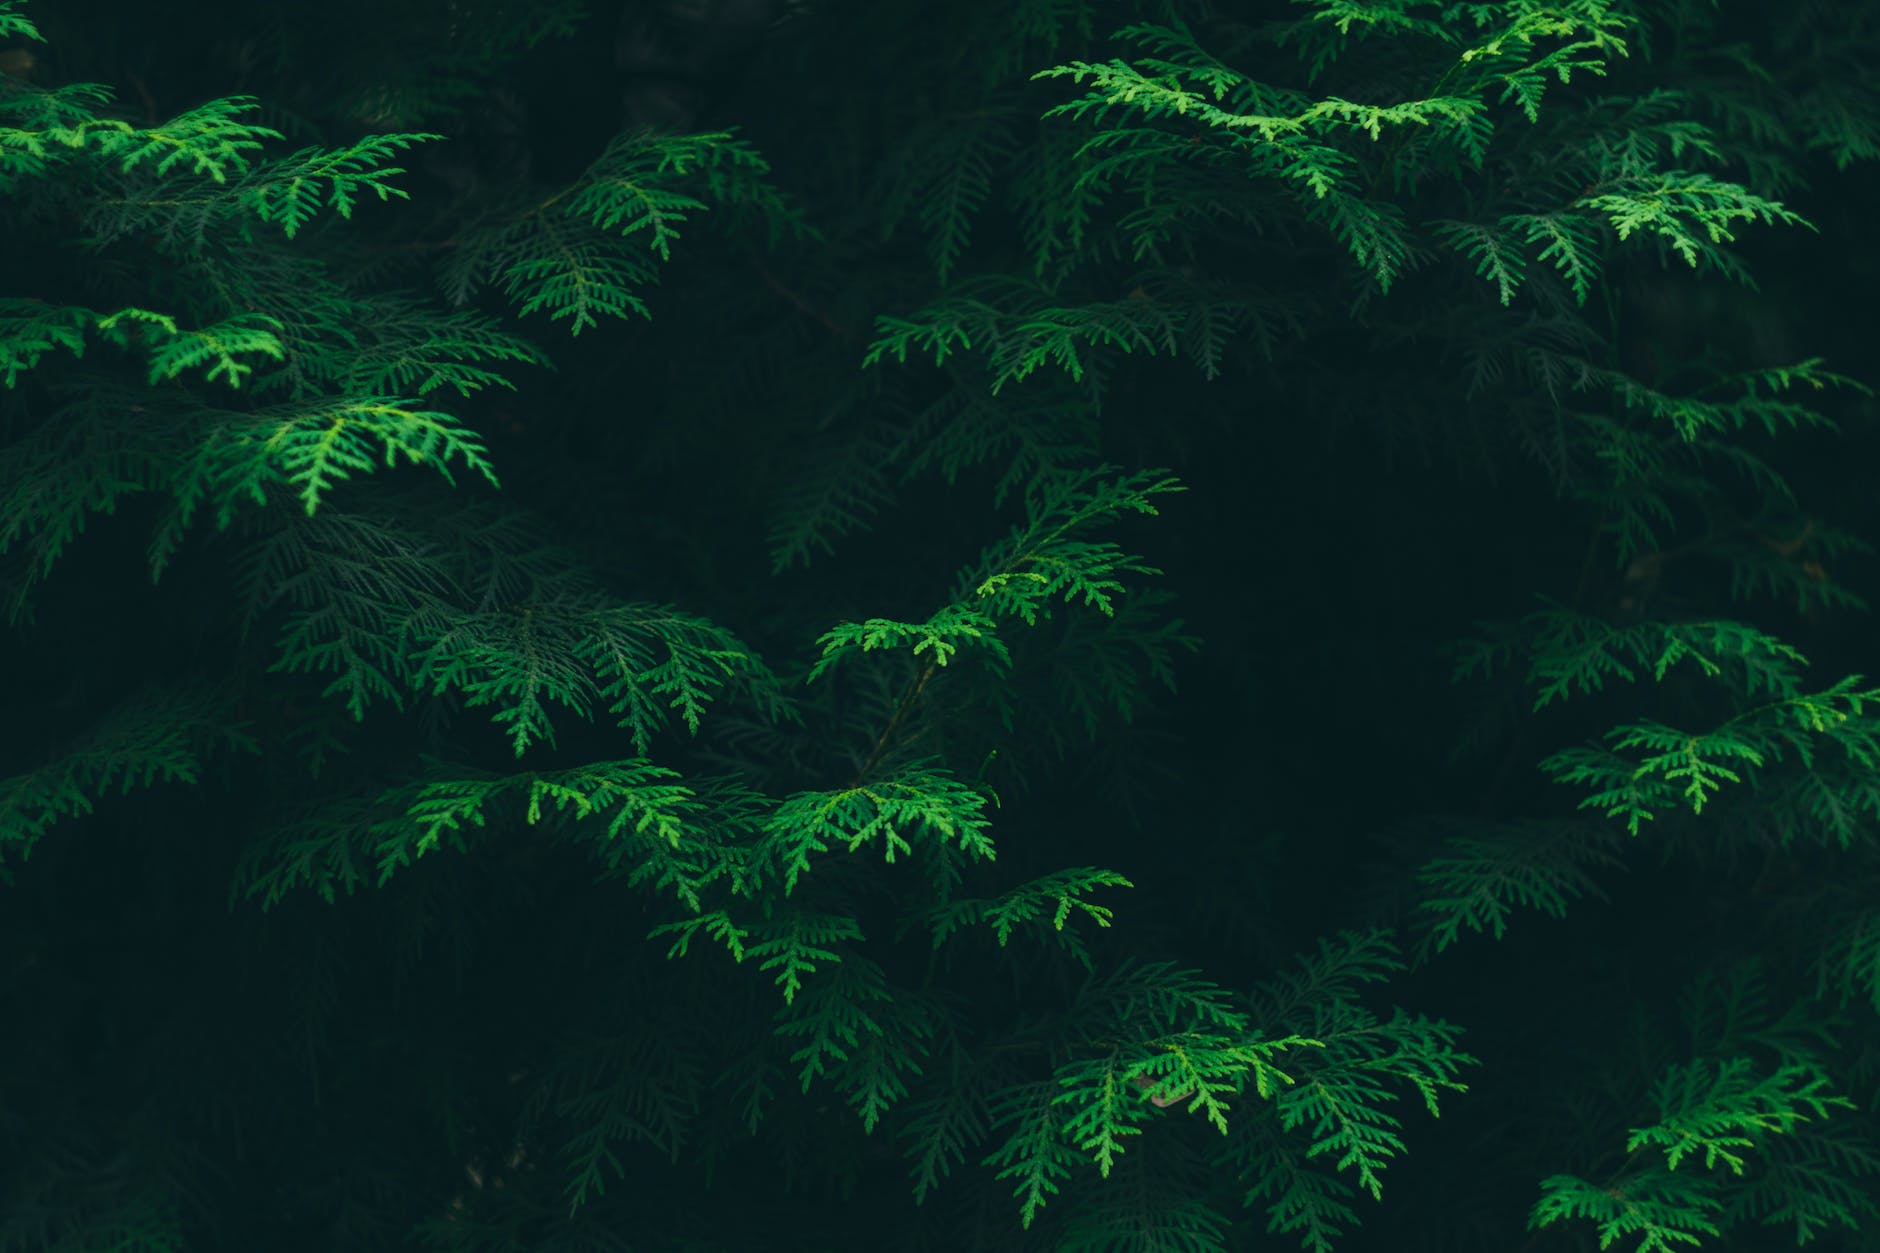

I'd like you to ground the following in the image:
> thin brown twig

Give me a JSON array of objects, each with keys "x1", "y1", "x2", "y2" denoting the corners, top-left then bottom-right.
[
  {"x1": 852, "y1": 658, "x2": 939, "y2": 786},
  {"x1": 752, "y1": 258, "x2": 855, "y2": 341},
  {"x1": 125, "y1": 71, "x2": 160, "y2": 126}
]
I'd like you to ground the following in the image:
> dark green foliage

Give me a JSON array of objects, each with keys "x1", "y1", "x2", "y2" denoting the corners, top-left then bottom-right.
[{"x1": 6, "y1": 0, "x2": 1880, "y2": 1250}]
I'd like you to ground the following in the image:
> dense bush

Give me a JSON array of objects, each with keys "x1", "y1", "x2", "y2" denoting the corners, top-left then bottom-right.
[{"x1": 5, "y1": 1, "x2": 1880, "y2": 1249}]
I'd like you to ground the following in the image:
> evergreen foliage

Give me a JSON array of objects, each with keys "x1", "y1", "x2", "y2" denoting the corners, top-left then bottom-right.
[{"x1": 5, "y1": 0, "x2": 1880, "y2": 1249}]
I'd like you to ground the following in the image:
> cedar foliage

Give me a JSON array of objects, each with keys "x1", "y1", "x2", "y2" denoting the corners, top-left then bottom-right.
[{"x1": 4, "y1": 0, "x2": 1880, "y2": 1249}]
